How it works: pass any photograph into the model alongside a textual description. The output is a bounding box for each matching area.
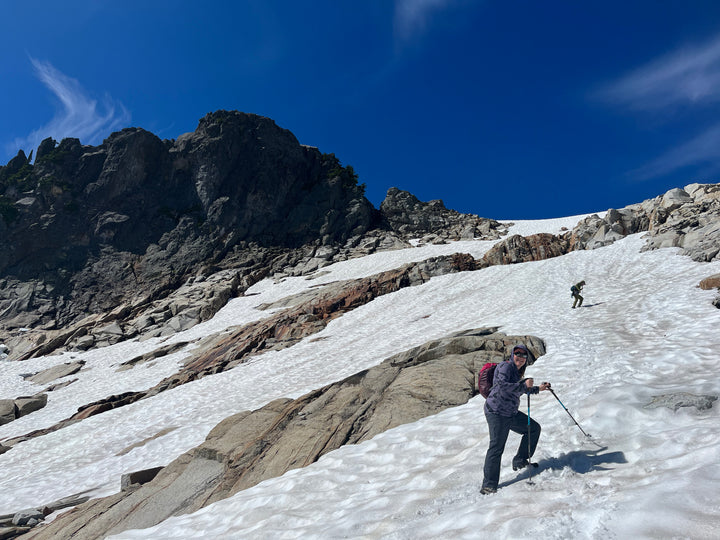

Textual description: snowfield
[2,212,719,539]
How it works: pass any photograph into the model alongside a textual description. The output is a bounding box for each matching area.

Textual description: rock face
[1,112,375,278]
[22,328,545,540]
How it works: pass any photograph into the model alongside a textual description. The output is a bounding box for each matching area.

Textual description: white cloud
[599,34,720,111]
[597,33,720,180]
[393,0,456,44]
[631,123,720,181]
[11,58,130,157]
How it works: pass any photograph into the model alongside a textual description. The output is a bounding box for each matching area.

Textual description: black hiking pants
[482,409,541,490]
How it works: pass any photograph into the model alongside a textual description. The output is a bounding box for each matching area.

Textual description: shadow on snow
[499,446,626,487]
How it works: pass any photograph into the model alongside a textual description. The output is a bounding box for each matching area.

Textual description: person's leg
[483,411,511,490]
[509,411,541,467]
[578,294,583,307]
[572,294,578,308]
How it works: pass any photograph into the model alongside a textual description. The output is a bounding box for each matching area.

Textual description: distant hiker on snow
[481,344,551,495]
[571,280,585,308]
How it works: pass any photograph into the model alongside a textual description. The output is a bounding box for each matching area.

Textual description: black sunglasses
[514,351,528,358]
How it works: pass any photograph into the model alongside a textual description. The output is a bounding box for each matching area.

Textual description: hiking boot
[512,458,529,471]
[480,486,497,495]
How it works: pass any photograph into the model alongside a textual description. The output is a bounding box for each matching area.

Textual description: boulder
[685,182,720,201]
[74,335,95,351]
[645,392,718,412]
[0,400,17,426]
[699,274,720,290]
[26,361,84,385]
[12,510,44,527]
[480,233,569,266]
[659,188,692,211]
[15,394,48,417]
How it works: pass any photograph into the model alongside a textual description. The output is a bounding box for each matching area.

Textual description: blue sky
[3,1,720,219]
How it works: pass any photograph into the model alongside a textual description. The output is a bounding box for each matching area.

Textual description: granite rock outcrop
[380,187,506,244]
[567,183,720,262]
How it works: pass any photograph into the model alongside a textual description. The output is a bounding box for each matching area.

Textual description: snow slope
[2,212,719,539]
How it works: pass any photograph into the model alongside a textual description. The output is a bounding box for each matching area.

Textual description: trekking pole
[548,387,591,438]
[527,393,534,485]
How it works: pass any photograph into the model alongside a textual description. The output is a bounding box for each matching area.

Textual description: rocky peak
[380,187,506,243]
[3,149,31,175]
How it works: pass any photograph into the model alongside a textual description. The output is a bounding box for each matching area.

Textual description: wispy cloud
[598,33,720,181]
[598,34,720,111]
[10,58,130,157]
[393,0,457,45]
[631,123,720,181]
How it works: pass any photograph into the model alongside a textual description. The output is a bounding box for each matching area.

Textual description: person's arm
[524,377,539,395]
[524,378,551,395]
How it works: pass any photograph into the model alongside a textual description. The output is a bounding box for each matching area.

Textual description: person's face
[513,349,528,369]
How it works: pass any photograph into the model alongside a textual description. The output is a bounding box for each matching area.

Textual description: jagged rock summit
[1,111,374,283]
[2,111,375,262]
[380,187,500,243]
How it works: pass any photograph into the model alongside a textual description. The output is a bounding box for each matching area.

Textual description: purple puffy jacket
[485,354,539,417]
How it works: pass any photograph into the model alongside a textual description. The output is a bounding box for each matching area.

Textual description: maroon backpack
[477,362,498,398]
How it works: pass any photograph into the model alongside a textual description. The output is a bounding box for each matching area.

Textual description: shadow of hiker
[499,447,626,487]
[580,302,605,308]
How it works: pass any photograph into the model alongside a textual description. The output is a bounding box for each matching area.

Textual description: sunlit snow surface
[2,212,720,539]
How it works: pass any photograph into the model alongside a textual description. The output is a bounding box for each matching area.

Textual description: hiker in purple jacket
[481,344,550,494]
